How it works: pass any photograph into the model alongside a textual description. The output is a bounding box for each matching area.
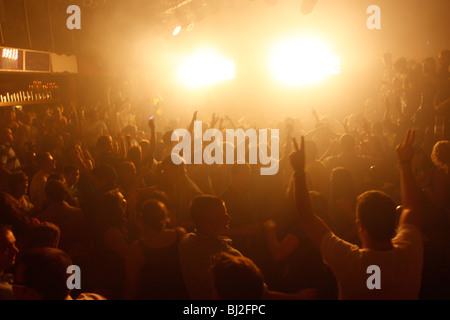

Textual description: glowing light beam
[269,36,340,86]
[177,50,235,88]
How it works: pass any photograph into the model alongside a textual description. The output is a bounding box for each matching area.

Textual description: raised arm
[396,129,422,230]
[188,110,198,134]
[147,117,156,168]
[290,137,332,248]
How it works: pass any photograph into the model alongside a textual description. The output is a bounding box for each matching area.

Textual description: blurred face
[41,153,56,173]
[117,192,127,216]
[105,137,114,152]
[210,202,231,236]
[17,177,28,196]
[64,169,79,187]
[0,230,19,271]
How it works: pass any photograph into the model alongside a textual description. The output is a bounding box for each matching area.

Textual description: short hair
[28,222,60,249]
[190,195,225,228]
[18,247,72,300]
[140,199,168,232]
[127,146,142,164]
[136,188,170,212]
[45,179,66,203]
[98,190,126,228]
[211,252,264,300]
[356,191,397,242]
[96,135,112,150]
[36,152,52,167]
[92,164,118,188]
[431,140,450,168]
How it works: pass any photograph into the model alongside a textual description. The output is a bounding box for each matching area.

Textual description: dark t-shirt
[282,224,337,299]
[135,230,188,300]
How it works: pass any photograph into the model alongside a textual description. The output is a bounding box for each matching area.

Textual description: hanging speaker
[301,0,318,15]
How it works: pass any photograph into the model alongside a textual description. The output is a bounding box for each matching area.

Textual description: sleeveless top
[136,229,189,300]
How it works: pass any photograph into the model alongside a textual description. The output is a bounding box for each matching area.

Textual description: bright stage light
[173,26,182,36]
[177,50,235,87]
[269,36,340,86]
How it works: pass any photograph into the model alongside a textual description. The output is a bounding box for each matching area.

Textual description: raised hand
[148,117,155,130]
[396,129,415,162]
[289,136,305,173]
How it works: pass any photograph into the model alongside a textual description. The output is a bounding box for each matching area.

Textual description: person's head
[45,179,66,203]
[210,252,264,300]
[230,163,251,191]
[122,124,137,138]
[127,146,142,167]
[422,57,436,75]
[139,140,150,159]
[162,130,174,146]
[62,164,78,186]
[13,247,72,300]
[330,167,355,201]
[36,152,56,174]
[0,127,14,145]
[8,171,29,198]
[28,222,60,249]
[118,161,137,186]
[394,57,408,73]
[99,190,127,228]
[439,49,450,68]
[92,164,118,192]
[140,199,169,232]
[190,195,230,236]
[431,140,450,170]
[96,135,114,153]
[161,155,186,181]
[339,134,356,154]
[0,225,19,272]
[356,191,397,243]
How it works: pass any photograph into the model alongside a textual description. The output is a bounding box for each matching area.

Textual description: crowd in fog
[0,49,449,300]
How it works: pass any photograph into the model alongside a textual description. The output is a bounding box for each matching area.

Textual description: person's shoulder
[394,223,422,243]
[71,293,107,300]
[320,231,360,254]
[174,226,187,238]
[179,232,195,245]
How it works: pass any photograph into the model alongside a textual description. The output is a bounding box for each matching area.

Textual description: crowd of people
[0,49,449,300]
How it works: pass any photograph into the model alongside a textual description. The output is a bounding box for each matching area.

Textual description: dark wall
[0,0,74,54]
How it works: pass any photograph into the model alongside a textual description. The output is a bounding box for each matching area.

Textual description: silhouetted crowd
[0,49,449,300]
